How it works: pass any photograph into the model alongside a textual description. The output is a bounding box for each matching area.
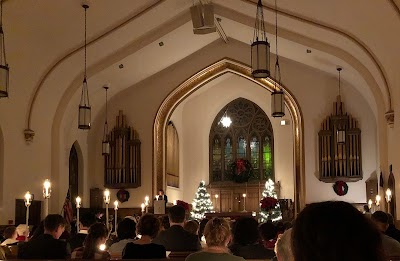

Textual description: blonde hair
[275,228,294,261]
[204,218,231,247]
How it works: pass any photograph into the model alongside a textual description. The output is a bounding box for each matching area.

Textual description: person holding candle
[71,223,110,259]
[70,212,96,251]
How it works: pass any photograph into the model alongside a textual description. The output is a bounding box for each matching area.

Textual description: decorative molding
[153,58,305,214]
[23,129,35,144]
[385,110,394,128]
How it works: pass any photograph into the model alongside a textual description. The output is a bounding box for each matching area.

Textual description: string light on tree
[260,179,282,222]
[191,181,214,220]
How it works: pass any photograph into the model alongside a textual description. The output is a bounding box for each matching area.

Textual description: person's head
[80,212,96,229]
[3,226,17,240]
[168,205,186,225]
[159,215,170,231]
[158,189,164,196]
[259,222,277,241]
[232,217,260,245]
[184,220,199,235]
[44,214,67,239]
[363,204,370,213]
[292,201,384,261]
[275,228,294,261]
[82,223,108,259]
[204,218,231,247]
[16,224,29,238]
[117,218,136,240]
[372,211,389,233]
[199,218,210,240]
[137,214,160,238]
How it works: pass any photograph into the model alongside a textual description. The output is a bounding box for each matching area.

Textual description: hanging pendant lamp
[251,0,270,78]
[102,85,110,155]
[0,0,9,98]
[78,4,91,129]
[271,0,284,117]
[336,67,346,145]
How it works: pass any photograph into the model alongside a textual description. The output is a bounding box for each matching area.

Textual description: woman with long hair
[71,223,110,260]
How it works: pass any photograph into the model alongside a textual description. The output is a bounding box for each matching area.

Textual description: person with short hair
[156,189,168,203]
[153,205,201,251]
[71,223,110,259]
[109,218,137,256]
[184,220,199,235]
[123,214,166,259]
[274,228,294,261]
[372,211,400,257]
[229,217,275,259]
[1,226,18,246]
[259,221,278,250]
[18,214,70,259]
[69,212,96,251]
[186,218,245,261]
[386,213,400,242]
[292,201,385,261]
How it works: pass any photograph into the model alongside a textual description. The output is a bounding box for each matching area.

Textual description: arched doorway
[153,58,305,213]
[69,143,79,202]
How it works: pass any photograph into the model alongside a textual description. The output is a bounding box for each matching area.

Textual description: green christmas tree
[191,181,214,220]
[260,179,282,222]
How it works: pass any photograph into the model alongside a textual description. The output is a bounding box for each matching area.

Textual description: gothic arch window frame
[209,98,274,183]
[166,121,180,188]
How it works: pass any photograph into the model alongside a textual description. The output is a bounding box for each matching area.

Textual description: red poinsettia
[260,197,278,211]
[176,200,190,211]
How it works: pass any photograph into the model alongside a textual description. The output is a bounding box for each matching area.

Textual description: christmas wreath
[117,189,130,203]
[333,180,348,196]
[260,197,278,211]
[229,158,253,183]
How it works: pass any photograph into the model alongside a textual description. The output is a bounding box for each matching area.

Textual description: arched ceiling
[2,0,399,134]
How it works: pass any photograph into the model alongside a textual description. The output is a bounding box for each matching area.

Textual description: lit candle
[24,192,32,226]
[145,196,149,205]
[141,203,145,213]
[99,244,106,251]
[104,189,110,231]
[76,196,81,233]
[376,195,381,206]
[386,189,392,202]
[215,194,219,199]
[368,199,372,210]
[43,179,51,199]
[155,195,159,201]
[114,200,119,233]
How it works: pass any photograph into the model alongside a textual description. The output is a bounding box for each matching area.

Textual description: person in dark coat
[386,213,400,242]
[69,212,96,251]
[152,205,201,251]
[18,214,70,259]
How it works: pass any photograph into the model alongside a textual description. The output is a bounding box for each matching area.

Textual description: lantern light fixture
[78,4,91,129]
[251,0,270,78]
[0,0,9,98]
[102,85,110,155]
[271,0,285,118]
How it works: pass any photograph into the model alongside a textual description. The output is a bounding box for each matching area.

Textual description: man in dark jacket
[18,214,70,259]
[153,205,201,251]
[386,213,400,242]
[69,212,96,251]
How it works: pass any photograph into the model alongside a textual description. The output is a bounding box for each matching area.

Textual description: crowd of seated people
[3,201,400,260]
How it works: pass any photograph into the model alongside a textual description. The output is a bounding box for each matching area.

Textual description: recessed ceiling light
[306,49,312,53]
[280,119,290,126]
[159,42,164,47]
[119,64,124,69]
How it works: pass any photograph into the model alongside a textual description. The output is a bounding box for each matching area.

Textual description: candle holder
[145,196,149,213]
[24,192,32,227]
[214,194,219,212]
[375,194,381,210]
[114,200,119,233]
[104,189,110,230]
[43,179,51,217]
[76,196,81,233]
[242,193,247,212]
[386,189,392,214]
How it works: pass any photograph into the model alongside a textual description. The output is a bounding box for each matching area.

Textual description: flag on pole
[63,189,73,224]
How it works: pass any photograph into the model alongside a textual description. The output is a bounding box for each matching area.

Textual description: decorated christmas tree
[191,181,214,220]
[260,179,282,222]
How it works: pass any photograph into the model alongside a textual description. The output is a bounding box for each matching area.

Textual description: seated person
[273,228,294,261]
[18,214,70,259]
[109,218,136,256]
[386,213,400,242]
[70,212,96,251]
[159,215,170,232]
[292,201,385,261]
[259,221,278,250]
[229,217,275,259]
[1,226,18,246]
[372,211,400,257]
[16,224,29,242]
[71,222,110,259]
[123,214,166,259]
[186,218,245,261]
[184,220,199,235]
[153,205,201,251]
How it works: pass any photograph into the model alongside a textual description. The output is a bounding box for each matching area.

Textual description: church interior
[0,0,400,258]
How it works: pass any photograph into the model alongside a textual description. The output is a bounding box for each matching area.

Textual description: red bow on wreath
[236,159,246,174]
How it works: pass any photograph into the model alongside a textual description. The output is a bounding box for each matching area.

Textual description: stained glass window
[212,137,222,181]
[263,135,272,179]
[209,98,274,182]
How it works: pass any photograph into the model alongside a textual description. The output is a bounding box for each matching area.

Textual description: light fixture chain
[274,0,281,90]
[339,69,341,96]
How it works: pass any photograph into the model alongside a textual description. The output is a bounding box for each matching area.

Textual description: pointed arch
[153,58,305,213]
[69,141,84,201]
